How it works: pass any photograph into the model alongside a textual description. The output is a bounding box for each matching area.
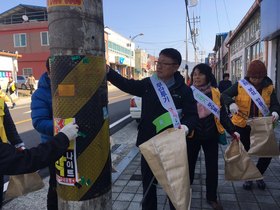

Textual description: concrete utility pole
[48,0,111,209]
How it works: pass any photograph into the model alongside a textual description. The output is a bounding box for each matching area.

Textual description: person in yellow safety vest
[221,60,280,191]
[5,77,16,109]
[0,96,79,208]
[189,63,240,210]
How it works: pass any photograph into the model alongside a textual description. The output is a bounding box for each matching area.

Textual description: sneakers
[256,179,266,190]
[243,181,253,190]
[207,200,223,210]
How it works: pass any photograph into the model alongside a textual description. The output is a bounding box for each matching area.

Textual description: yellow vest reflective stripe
[232,83,273,127]
[0,98,8,143]
[211,88,225,134]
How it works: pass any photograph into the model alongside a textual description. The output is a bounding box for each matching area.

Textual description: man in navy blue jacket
[107,48,199,210]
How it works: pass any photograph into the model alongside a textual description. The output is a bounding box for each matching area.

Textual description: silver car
[16,75,28,89]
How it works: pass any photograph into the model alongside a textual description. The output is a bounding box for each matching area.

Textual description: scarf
[194,83,212,119]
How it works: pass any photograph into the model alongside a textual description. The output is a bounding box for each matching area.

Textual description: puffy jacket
[31,72,53,143]
[107,69,199,146]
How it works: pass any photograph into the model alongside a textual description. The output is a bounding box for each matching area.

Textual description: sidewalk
[3,120,280,210]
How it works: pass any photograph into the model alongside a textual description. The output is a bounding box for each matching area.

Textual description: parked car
[16,75,28,90]
[129,96,141,123]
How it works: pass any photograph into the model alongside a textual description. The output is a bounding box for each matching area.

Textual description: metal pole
[185,0,189,83]
[129,33,143,79]
[48,0,111,209]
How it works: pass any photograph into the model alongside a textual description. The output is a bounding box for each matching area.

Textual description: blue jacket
[31,72,53,143]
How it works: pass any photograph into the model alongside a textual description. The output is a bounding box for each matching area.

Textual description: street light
[128,33,144,78]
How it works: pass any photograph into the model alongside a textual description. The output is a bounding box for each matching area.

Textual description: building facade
[261,0,280,100]
[226,0,265,83]
[0,5,49,79]
[105,27,137,78]
[0,51,21,89]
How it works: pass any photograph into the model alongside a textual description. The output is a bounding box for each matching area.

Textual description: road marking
[14,119,31,125]
[109,114,131,129]
[109,93,130,100]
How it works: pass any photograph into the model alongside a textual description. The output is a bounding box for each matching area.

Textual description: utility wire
[223,0,231,29]
[214,0,221,33]
[186,5,196,51]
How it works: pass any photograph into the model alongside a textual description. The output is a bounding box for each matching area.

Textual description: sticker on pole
[54,118,79,186]
[48,0,83,7]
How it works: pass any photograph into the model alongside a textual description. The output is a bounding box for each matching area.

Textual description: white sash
[239,79,270,116]
[191,86,220,119]
[150,75,181,128]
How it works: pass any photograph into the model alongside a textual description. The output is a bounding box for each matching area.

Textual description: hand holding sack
[272,112,279,122]
[229,103,239,115]
[180,124,189,135]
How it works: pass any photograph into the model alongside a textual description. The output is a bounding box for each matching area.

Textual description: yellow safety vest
[211,88,225,134]
[0,98,8,143]
[232,83,273,127]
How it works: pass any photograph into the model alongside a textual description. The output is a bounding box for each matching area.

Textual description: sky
[1,0,255,62]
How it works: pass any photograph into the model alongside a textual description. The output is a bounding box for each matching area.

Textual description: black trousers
[47,163,58,210]
[236,125,272,175]
[0,175,3,209]
[187,135,219,202]
[141,155,175,210]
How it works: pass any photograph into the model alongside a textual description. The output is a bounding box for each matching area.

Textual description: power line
[137,40,185,44]
[223,0,231,29]
[214,0,221,33]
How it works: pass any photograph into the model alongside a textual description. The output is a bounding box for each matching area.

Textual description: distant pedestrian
[5,77,16,108]
[218,73,232,93]
[27,74,36,95]
[221,60,280,190]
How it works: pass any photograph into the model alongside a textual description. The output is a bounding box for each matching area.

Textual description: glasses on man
[155,61,177,67]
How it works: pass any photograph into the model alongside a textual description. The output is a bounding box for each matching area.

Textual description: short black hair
[159,48,182,65]
[223,73,229,79]
[191,63,217,87]
[46,57,50,72]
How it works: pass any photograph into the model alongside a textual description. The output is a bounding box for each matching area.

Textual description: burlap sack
[247,116,280,157]
[224,140,263,181]
[5,172,44,200]
[139,128,191,210]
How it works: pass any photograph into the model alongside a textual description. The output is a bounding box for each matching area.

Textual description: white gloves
[229,103,239,115]
[181,125,189,135]
[233,131,240,140]
[272,112,279,122]
[60,122,79,141]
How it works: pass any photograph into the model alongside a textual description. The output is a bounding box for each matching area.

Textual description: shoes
[207,200,223,210]
[256,180,266,190]
[243,181,253,190]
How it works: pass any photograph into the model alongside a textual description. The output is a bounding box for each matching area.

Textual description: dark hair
[223,73,229,79]
[191,63,217,87]
[159,48,182,65]
[46,57,50,72]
